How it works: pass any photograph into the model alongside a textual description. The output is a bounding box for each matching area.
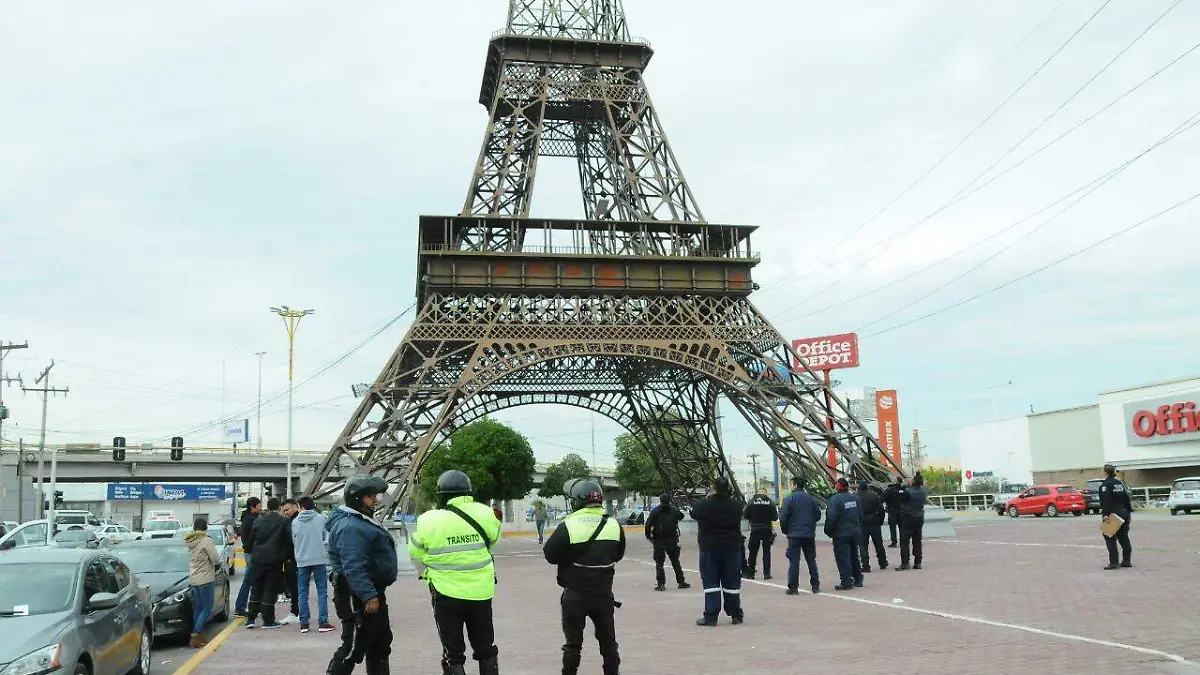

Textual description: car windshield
[145,521,179,532]
[112,546,190,574]
[1175,480,1200,491]
[0,563,77,616]
[55,531,90,542]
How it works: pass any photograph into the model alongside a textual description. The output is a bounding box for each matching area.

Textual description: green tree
[918,466,962,495]
[541,453,591,500]
[965,476,1001,494]
[418,418,537,506]
[613,433,664,506]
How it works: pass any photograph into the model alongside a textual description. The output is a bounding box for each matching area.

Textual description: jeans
[297,564,329,626]
[785,537,819,591]
[560,589,618,675]
[536,520,546,542]
[859,524,888,568]
[832,536,863,587]
[191,582,215,634]
[698,549,742,621]
[235,553,253,614]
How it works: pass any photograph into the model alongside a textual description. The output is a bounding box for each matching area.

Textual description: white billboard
[222,419,250,444]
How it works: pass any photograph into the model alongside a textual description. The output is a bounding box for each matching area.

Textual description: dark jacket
[857,488,885,528]
[899,485,927,519]
[883,483,903,515]
[743,494,778,530]
[691,494,745,552]
[249,511,291,565]
[644,504,684,541]
[1099,476,1132,517]
[779,488,821,539]
[544,506,626,597]
[824,491,861,539]
[325,505,398,602]
[238,509,260,555]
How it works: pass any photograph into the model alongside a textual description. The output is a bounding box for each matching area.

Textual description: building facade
[1098,376,1200,486]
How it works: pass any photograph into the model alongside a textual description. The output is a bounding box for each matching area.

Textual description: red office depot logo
[792,333,860,371]
[1123,394,1200,446]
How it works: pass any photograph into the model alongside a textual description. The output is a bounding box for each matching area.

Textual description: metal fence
[929,485,1174,511]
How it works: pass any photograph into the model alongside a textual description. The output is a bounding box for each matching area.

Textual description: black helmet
[344,474,388,514]
[565,478,604,511]
[436,470,473,507]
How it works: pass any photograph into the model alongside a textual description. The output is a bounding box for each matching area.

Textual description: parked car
[111,539,231,640]
[0,520,50,551]
[1079,478,1105,515]
[53,529,102,550]
[992,486,1028,515]
[1168,477,1200,516]
[1005,485,1087,518]
[145,510,176,521]
[139,518,183,540]
[96,523,141,547]
[614,508,646,525]
[174,524,237,576]
[0,547,152,675]
[54,510,103,533]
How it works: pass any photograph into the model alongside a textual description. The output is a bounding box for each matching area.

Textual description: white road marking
[626,557,1197,665]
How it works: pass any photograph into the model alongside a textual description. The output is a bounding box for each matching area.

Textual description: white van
[1168,477,1200,516]
[54,510,102,533]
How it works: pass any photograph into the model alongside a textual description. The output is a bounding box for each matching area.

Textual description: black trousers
[887,512,899,544]
[900,515,924,566]
[785,537,819,591]
[652,539,686,586]
[327,575,392,675]
[246,562,283,624]
[746,528,774,577]
[430,588,497,670]
[859,524,888,568]
[1104,511,1132,564]
[285,560,299,615]
[561,589,620,675]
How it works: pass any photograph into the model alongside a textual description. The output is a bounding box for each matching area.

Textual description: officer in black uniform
[544,479,626,675]
[883,476,902,547]
[1099,463,1133,570]
[644,493,690,591]
[742,488,778,580]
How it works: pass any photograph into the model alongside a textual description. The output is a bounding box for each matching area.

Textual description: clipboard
[1100,513,1124,537]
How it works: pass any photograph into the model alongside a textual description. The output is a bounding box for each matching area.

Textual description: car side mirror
[87,592,120,612]
[0,539,14,550]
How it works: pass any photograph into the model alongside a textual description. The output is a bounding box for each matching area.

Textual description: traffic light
[264,485,273,498]
[53,490,64,507]
[112,436,126,462]
[170,436,184,461]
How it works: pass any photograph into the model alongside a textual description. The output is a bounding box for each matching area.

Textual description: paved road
[184,514,1200,674]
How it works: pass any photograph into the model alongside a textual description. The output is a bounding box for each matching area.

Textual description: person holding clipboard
[1099,463,1134,570]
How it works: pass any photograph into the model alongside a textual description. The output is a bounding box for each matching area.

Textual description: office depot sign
[1123,392,1200,446]
[792,333,860,371]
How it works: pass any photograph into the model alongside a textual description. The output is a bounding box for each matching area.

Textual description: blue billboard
[107,483,227,501]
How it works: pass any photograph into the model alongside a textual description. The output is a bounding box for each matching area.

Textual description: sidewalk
[188,521,1200,675]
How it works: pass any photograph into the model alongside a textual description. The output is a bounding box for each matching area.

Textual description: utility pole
[220,358,226,450]
[909,428,924,474]
[255,351,266,453]
[270,305,314,497]
[23,361,68,520]
[0,341,29,455]
[747,453,761,491]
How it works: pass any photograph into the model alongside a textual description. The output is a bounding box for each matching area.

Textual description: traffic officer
[409,470,502,675]
[544,478,625,675]
[326,475,399,675]
[644,492,690,591]
[742,488,778,580]
[823,477,863,591]
[1099,463,1133,570]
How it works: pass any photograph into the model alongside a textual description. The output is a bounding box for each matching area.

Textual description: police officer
[644,492,690,591]
[326,475,399,675]
[409,470,502,675]
[895,472,927,571]
[824,477,862,591]
[1099,463,1133,570]
[544,479,625,675]
[691,476,745,626]
[883,476,902,547]
[742,488,778,580]
[856,480,888,572]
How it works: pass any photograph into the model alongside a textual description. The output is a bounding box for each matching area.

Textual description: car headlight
[154,587,189,609]
[0,643,62,675]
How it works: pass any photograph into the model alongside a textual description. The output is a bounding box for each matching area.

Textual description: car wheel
[215,581,231,622]
[131,623,151,675]
[1008,506,1019,518]
[1046,504,1058,518]
[1072,510,1082,517]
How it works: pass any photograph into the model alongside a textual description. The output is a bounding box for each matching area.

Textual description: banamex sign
[1123,392,1200,446]
[792,333,860,371]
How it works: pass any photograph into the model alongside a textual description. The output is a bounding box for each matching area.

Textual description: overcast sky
[2,0,1198,480]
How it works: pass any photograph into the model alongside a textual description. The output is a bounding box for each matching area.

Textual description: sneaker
[654,584,665,592]
[244,622,257,630]
[834,584,853,591]
[811,585,820,595]
[1120,561,1132,568]
[234,611,247,618]
[262,622,283,629]
[785,588,799,596]
[731,615,744,625]
[278,614,299,625]
[318,623,336,633]
[300,624,310,633]
[695,618,717,627]
[677,582,691,589]
[1103,563,1121,570]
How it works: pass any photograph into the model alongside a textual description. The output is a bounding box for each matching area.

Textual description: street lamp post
[255,351,266,453]
[270,306,314,497]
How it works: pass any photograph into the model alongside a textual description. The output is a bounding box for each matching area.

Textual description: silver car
[0,547,152,675]
[1168,477,1200,516]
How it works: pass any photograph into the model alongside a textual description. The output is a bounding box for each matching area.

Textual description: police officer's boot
[1120,555,1132,568]
[365,659,389,675]
[742,567,755,580]
[479,656,499,675]
[444,664,467,675]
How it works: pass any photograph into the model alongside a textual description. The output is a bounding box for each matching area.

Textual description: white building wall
[958,417,1033,486]
[1099,376,1200,468]
[1029,405,1104,472]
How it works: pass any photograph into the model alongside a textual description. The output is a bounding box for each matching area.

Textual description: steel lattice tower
[305,0,901,514]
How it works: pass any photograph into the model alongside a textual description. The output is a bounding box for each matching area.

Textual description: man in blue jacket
[326,475,399,675]
[824,477,863,591]
[778,475,822,595]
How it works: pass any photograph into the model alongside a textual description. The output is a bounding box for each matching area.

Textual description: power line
[775,36,1200,322]
[855,108,1200,332]
[864,188,1200,338]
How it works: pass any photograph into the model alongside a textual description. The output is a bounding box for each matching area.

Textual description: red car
[1005,484,1086,518]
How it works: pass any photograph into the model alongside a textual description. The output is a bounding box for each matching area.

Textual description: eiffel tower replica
[306,0,901,513]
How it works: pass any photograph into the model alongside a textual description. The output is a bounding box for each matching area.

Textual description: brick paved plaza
[188,513,1200,674]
